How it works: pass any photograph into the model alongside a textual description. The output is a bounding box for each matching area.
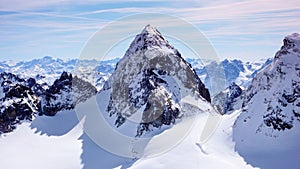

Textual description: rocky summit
[101,25,211,136]
[40,72,97,116]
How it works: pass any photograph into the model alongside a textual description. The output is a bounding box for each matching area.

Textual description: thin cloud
[0,0,299,61]
[0,0,66,11]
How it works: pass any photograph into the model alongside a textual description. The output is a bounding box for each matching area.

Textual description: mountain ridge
[233,33,300,169]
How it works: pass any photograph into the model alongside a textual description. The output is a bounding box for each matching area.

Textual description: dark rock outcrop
[0,71,97,134]
[0,73,39,133]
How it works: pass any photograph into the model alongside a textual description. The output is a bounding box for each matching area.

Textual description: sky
[0,0,299,61]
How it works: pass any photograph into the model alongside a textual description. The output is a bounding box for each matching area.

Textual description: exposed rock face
[40,72,97,116]
[0,73,39,133]
[212,82,243,114]
[102,25,211,136]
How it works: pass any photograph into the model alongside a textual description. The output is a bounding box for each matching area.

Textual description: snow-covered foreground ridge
[0,109,255,169]
[233,33,300,169]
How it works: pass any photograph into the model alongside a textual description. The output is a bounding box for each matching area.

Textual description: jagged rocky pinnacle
[212,82,243,114]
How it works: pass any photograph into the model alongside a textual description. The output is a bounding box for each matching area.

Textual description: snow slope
[131,110,255,169]
[0,107,255,169]
[0,110,84,169]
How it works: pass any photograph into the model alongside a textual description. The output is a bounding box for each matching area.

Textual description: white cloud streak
[0,0,299,60]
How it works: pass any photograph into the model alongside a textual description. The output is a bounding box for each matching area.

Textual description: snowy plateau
[0,25,299,169]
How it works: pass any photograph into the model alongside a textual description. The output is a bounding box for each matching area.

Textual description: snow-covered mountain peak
[236,33,300,133]
[100,25,211,137]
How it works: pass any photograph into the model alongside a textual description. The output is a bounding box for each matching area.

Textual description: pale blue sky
[0,0,299,61]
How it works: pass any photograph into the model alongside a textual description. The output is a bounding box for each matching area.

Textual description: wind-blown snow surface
[0,108,255,169]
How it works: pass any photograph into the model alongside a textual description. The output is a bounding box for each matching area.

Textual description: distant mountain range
[0,56,271,94]
[0,56,118,90]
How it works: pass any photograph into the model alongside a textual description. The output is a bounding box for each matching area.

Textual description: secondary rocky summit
[0,71,96,133]
[233,33,300,150]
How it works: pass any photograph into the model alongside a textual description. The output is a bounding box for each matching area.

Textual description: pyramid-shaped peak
[99,23,211,137]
